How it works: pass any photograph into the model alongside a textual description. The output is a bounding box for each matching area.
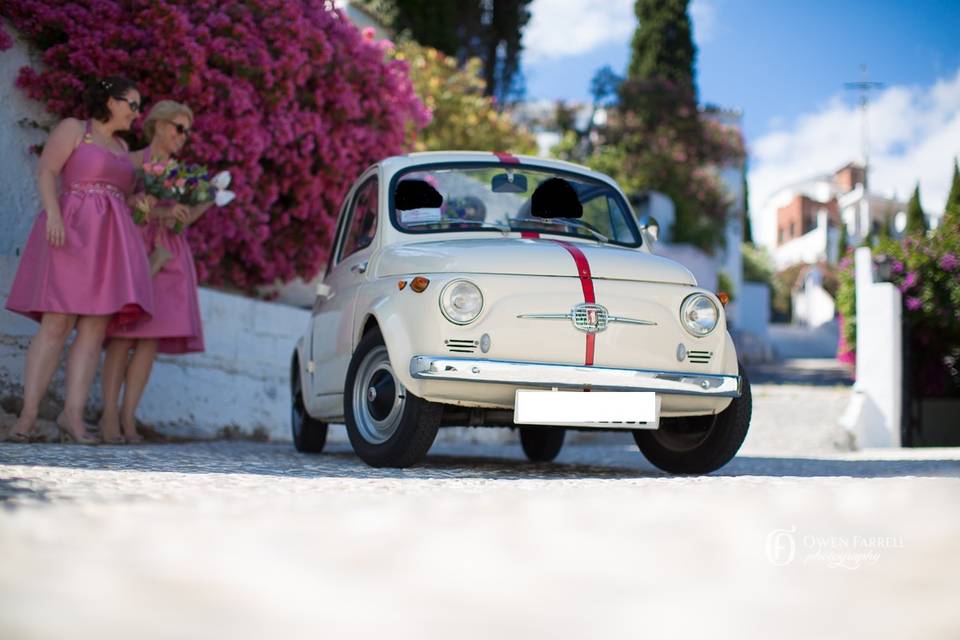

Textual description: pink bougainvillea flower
[2,0,428,290]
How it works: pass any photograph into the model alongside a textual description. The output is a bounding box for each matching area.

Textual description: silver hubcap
[352,345,405,444]
[652,415,716,452]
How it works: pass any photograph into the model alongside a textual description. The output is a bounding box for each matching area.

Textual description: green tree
[358,0,533,104]
[943,157,960,229]
[394,40,536,154]
[905,183,928,236]
[569,0,744,251]
[837,221,849,259]
[742,163,754,244]
[628,0,697,98]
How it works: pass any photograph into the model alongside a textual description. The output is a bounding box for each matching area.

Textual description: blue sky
[521,1,960,239]
[522,0,960,142]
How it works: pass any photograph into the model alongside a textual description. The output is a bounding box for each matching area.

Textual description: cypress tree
[943,157,960,229]
[628,0,697,97]
[905,183,928,236]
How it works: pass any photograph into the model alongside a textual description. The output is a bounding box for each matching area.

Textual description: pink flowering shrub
[837,222,960,397]
[0,22,12,51]
[2,0,430,289]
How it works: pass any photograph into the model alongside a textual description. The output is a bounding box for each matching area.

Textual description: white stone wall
[0,23,48,257]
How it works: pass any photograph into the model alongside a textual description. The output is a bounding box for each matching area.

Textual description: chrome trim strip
[410,356,740,398]
[516,313,657,326]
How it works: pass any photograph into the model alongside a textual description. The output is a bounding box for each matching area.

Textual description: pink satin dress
[5,121,154,328]
[105,148,204,354]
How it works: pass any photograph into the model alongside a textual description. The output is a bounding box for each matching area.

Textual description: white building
[759,162,910,270]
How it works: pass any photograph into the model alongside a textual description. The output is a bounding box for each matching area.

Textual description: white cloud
[750,69,960,246]
[525,0,716,62]
[524,0,634,63]
[690,0,717,45]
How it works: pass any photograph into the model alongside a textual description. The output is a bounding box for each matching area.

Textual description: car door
[310,171,380,403]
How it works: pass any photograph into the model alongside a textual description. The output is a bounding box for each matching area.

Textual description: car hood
[374,238,697,286]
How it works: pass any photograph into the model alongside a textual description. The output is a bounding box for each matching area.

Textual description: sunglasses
[112,96,141,113]
[169,122,191,136]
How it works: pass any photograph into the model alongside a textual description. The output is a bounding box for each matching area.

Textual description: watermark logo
[765,526,797,566]
[766,526,904,569]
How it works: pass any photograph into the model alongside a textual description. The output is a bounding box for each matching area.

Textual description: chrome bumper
[409,356,741,398]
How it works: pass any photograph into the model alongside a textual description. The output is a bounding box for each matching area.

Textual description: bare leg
[100,338,134,443]
[10,313,76,437]
[57,314,111,440]
[120,338,158,442]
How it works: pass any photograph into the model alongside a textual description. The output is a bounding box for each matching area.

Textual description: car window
[390,165,640,247]
[340,177,378,262]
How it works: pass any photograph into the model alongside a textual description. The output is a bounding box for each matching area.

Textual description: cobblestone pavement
[2,381,960,640]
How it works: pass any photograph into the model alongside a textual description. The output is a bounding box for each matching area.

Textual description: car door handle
[351,261,368,274]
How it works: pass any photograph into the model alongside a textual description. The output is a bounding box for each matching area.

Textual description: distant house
[762,162,911,270]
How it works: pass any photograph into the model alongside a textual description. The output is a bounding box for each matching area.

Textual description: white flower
[215,189,236,207]
[211,170,232,190]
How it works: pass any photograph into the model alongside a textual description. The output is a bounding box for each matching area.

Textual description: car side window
[339,177,378,263]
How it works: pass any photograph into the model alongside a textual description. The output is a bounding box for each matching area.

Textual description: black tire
[344,328,441,468]
[519,427,566,462]
[633,364,752,474]
[291,359,328,454]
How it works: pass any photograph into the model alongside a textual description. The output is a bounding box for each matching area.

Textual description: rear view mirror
[395,179,443,210]
[492,173,528,193]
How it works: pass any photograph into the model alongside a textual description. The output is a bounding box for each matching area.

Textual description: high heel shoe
[3,430,32,444]
[56,417,99,446]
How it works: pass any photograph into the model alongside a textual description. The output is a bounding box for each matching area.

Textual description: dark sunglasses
[169,122,191,136]
[112,96,141,113]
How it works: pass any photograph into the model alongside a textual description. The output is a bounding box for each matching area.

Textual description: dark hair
[83,75,138,122]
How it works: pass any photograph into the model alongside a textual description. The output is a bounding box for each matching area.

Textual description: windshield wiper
[507,217,609,243]
[405,218,511,236]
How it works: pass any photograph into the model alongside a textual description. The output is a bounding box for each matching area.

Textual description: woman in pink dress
[4,76,154,444]
[100,101,208,444]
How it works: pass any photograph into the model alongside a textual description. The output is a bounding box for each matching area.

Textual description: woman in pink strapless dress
[4,77,154,444]
[101,100,208,443]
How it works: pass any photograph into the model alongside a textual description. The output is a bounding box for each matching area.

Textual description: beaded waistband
[65,181,126,197]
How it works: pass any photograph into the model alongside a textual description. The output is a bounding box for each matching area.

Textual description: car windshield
[390,164,642,247]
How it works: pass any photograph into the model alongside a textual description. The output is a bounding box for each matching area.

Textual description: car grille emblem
[572,303,608,333]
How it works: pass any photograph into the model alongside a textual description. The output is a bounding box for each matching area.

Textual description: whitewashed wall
[839,247,902,448]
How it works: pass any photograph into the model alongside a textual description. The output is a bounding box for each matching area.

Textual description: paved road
[2,376,959,640]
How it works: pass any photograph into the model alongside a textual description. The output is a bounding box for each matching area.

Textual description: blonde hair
[143,100,194,142]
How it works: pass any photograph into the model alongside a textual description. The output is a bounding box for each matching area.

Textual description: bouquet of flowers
[135,159,236,227]
[135,159,236,273]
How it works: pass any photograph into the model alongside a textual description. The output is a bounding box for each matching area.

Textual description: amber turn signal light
[398,280,407,290]
[410,276,430,293]
[717,292,730,306]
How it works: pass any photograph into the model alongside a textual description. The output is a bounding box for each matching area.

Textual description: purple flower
[891,259,904,274]
[900,271,918,291]
[906,297,922,311]
[939,253,958,271]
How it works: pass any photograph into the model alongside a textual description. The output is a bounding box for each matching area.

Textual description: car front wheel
[633,364,752,474]
[344,328,441,468]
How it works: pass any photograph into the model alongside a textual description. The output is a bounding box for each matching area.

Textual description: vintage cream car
[291,151,751,473]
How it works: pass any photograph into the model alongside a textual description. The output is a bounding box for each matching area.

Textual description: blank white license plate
[514,390,659,428]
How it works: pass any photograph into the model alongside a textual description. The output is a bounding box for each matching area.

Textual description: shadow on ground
[1,441,958,481]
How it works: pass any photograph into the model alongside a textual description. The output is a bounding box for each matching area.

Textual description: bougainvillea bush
[1,0,430,289]
[837,223,960,397]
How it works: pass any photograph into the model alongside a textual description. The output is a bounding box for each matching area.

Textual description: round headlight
[440,279,483,324]
[680,294,719,337]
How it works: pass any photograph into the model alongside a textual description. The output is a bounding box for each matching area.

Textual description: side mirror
[639,214,660,242]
